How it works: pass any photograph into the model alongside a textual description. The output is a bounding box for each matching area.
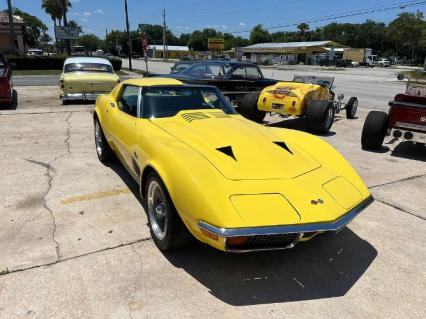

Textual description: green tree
[138,24,178,46]
[297,23,310,41]
[5,8,48,48]
[68,20,82,33]
[249,24,271,44]
[77,34,101,54]
[387,12,425,60]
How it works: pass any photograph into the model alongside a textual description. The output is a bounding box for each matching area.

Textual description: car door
[112,85,140,168]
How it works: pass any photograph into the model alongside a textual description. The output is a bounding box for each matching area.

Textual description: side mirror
[338,93,345,101]
[397,73,405,81]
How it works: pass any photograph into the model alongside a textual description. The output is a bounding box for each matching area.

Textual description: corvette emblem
[421,116,426,122]
[311,198,324,205]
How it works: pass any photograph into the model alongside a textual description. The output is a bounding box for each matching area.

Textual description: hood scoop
[216,146,237,161]
[274,141,293,155]
[181,112,210,122]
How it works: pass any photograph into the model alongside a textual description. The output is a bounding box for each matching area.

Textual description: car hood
[264,81,323,97]
[150,110,321,180]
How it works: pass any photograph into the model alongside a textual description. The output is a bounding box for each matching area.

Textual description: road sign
[55,26,80,40]
[208,38,224,50]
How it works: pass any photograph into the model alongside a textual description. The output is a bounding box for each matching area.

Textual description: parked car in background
[378,58,391,67]
[240,75,358,133]
[362,73,426,149]
[164,60,278,109]
[59,57,120,104]
[0,51,15,106]
[26,48,45,56]
[170,60,198,74]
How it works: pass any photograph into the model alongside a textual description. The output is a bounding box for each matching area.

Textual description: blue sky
[3,0,425,39]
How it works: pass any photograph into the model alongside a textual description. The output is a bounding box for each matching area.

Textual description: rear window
[64,63,113,73]
[142,86,237,118]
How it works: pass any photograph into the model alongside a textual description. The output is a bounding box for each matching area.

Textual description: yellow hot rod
[239,75,358,133]
[93,78,372,253]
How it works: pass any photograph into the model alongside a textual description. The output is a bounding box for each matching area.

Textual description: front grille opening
[226,233,300,251]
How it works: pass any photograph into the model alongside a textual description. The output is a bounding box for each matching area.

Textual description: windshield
[406,78,426,97]
[293,75,334,88]
[64,63,113,73]
[142,86,237,118]
[171,63,192,73]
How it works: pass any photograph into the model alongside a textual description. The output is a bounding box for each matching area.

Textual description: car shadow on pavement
[267,117,337,137]
[161,228,377,306]
[0,90,18,111]
[391,142,426,162]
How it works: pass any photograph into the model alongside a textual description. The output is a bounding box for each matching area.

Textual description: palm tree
[297,23,310,41]
[68,20,82,33]
[42,0,72,52]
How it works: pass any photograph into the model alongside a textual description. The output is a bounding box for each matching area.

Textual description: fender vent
[181,112,210,122]
[216,146,237,161]
[132,158,141,177]
[274,141,293,154]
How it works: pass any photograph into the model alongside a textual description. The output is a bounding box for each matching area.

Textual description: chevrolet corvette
[93,78,373,252]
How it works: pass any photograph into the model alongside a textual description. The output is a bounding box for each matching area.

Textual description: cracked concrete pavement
[0,84,425,318]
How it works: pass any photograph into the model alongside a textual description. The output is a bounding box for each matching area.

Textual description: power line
[228,0,426,34]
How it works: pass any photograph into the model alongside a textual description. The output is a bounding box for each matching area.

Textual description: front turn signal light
[200,228,219,241]
[226,236,248,246]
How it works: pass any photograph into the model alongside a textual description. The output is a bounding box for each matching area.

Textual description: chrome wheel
[324,106,334,128]
[95,121,103,156]
[147,181,168,240]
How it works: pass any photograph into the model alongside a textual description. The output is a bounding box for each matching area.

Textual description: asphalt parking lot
[0,79,425,318]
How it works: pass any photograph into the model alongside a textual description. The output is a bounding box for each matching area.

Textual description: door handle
[110,102,116,108]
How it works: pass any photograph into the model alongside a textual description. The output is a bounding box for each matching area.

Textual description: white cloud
[81,18,89,22]
[83,11,91,17]
[94,9,104,14]
[221,24,228,29]
[240,22,245,26]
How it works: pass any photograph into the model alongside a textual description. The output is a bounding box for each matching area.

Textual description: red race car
[362,73,426,149]
[0,51,15,106]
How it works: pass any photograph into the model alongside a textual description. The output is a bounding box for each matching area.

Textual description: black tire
[238,93,266,123]
[306,100,335,134]
[62,99,69,105]
[145,172,193,250]
[11,90,17,107]
[345,97,358,119]
[361,111,388,150]
[94,118,114,162]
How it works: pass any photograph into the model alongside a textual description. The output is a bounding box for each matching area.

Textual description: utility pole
[7,0,17,55]
[125,0,132,70]
[162,8,167,61]
[61,0,71,55]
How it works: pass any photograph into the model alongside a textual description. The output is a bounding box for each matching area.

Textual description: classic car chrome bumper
[198,195,373,252]
[391,122,426,144]
[60,93,107,101]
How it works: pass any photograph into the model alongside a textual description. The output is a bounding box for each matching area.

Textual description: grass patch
[13,69,62,76]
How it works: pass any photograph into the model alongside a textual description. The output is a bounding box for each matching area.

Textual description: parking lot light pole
[124,0,132,71]
[61,0,71,56]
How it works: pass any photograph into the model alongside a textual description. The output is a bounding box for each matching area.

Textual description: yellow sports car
[239,75,358,133]
[60,57,120,104]
[93,78,372,252]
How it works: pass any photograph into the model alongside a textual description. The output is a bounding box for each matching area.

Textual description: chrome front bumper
[60,93,107,101]
[198,195,374,252]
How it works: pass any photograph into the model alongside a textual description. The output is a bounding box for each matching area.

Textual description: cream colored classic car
[60,57,120,104]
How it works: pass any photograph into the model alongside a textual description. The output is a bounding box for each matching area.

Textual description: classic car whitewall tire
[94,119,114,162]
[145,172,193,250]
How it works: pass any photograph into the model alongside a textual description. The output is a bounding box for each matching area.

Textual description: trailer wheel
[361,111,388,150]
[239,93,266,123]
